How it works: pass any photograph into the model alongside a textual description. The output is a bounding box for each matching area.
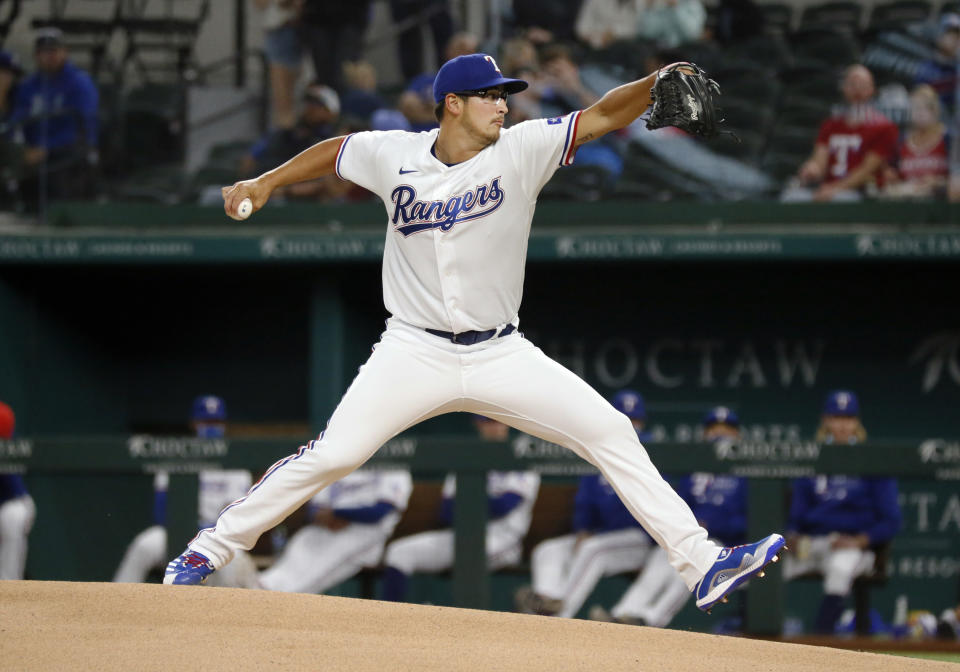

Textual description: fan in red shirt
[885,85,950,199]
[788,66,899,202]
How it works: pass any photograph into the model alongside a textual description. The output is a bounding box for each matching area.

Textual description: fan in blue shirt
[7,29,99,200]
[783,390,901,634]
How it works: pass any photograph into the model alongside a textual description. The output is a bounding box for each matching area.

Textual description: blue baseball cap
[823,390,859,417]
[703,406,740,428]
[612,389,646,421]
[433,53,528,103]
[192,395,227,422]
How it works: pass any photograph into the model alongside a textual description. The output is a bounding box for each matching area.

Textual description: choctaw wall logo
[910,331,960,393]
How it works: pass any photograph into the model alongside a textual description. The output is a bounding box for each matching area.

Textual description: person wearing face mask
[113,396,259,588]
[783,65,899,203]
[884,85,950,200]
[782,391,901,635]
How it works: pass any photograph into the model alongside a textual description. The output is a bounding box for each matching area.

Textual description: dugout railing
[1,435,957,635]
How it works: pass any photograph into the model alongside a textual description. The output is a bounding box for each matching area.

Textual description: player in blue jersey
[0,402,36,580]
[591,406,747,626]
[783,391,901,634]
[515,390,654,618]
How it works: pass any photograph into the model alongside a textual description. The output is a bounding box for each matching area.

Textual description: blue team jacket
[572,474,643,534]
[10,61,98,150]
[788,476,901,545]
[674,473,747,547]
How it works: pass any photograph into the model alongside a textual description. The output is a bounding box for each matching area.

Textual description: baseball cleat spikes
[721,596,729,604]
[758,570,765,578]
[694,533,786,612]
[771,554,780,563]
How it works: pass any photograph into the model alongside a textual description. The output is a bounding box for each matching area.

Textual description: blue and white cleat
[695,533,786,613]
[163,549,216,585]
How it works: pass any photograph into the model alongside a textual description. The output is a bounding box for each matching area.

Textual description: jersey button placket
[434,229,464,332]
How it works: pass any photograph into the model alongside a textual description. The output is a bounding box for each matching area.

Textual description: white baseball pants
[783,535,875,596]
[190,319,720,588]
[532,529,652,618]
[260,514,400,594]
[0,494,35,580]
[384,518,524,575]
[611,546,691,627]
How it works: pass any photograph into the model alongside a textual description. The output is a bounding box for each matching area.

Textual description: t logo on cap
[433,53,529,103]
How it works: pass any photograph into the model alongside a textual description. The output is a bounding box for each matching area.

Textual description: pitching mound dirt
[0,581,953,671]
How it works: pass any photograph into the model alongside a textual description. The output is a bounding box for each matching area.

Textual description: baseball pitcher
[165,53,784,613]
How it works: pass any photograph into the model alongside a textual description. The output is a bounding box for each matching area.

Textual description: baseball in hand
[236,197,253,220]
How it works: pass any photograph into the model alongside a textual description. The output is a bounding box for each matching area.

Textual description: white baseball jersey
[153,470,254,529]
[310,469,413,515]
[335,111,582,333]
[198,471,253,529]
[442,471,541,537]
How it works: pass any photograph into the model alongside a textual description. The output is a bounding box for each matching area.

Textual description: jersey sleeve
[503,111,584,197]
[334,130,400,194]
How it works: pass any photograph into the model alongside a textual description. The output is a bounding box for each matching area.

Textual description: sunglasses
[454,89,509,104]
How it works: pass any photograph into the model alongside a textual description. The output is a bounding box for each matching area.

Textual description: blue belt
[425,323,516,345]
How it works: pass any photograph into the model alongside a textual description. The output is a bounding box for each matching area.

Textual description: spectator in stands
[783,65,899,202]
[538,44,624,182]
[914,14,960,114]
[8,28,99,202]
[380,417,540,603]
[255,0,301,130]
[510,0,583,45]
[576,0,645,50]
[0,401,36,580]
[783,391,901,635]
[241,83,340,178]
[399,32,479,132]
[540,44,600,113]
[0,50,22,121]
[884,85,950,200]
[340,61,385,124]
[636,0,707,49]
[391,0,454,82]
[589,406,746,628]
[498,37,543,124]
[297,1,371,92]
[515,390,653,619]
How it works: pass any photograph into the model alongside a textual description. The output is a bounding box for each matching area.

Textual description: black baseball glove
[646,62,723,138]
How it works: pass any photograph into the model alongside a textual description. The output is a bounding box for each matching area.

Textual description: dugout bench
[1,436,955,635]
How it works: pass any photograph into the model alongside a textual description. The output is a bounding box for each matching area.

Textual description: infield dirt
[0,581,955,671]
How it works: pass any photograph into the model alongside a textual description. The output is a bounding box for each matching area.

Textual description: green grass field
[882,652,960,664]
